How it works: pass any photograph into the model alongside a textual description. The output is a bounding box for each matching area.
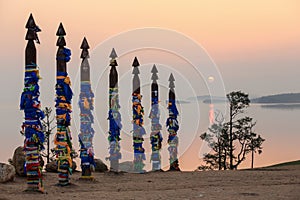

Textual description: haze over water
[0,1,299,170]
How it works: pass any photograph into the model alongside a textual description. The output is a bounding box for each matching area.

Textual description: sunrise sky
[0,0,299,170]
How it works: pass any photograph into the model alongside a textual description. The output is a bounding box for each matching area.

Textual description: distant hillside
[264,160,300,168]
[244,160,300,171]
[252,93,300,104]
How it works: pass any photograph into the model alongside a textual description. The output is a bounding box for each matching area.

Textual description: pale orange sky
[0,0,299,170]
[1,0,300,96]
[1,0,300,60]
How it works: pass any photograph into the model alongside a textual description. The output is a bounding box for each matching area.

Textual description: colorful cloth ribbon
[55,54,73,185]
[149,98,163,171]
[132,93,145,172]
[166,99,180,170]
[78,82,95,177]
[20,68,44,191]
[107,88,122,165]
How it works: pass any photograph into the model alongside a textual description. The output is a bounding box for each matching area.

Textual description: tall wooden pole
[149,65,163,171]
[107,48,122,172]
[20,13,45,192]
[132,57,146,172]
[78,37,95,179]
[54,23,73,186]
[166,73,180,171]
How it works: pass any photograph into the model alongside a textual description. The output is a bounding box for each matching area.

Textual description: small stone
[45,160,58,172]
[94,159,108,172]
[119,161,134,172]
[0,163,15,183]
[12,146,26,176]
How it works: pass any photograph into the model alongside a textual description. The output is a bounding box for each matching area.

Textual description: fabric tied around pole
[55,70,73,185]
[56,48,71,62]
[166,99,180,171]
[149,96,163,171]
[132,93,146,172]
[20,67,45,192]
[78,81,95,177]
[107,87,122,171]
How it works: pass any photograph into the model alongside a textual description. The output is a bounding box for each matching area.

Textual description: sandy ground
[1,165,299,200]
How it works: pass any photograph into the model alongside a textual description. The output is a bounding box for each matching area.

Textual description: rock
[12,146,25,176]
[45,160,77,173]
[0,163,15,183]
[94,159,108,172]
[12,146,45,176]
[45,160,57,172]
[119,161,134,172]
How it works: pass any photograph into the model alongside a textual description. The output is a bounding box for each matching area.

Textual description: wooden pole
[54,23,73,186]
[78,37,95,179]
[167,73,180,171]
[107,48,122,172]
[132,57,146,173]
[149,65,163,171]
[21,13,45,192]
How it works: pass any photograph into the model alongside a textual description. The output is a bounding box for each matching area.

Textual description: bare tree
[41,107,56,163]
[227,91,250,170]
[200,110,229,170]
[249,133,265,169]
[200,91,265,170]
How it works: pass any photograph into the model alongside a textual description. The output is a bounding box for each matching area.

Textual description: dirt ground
[1,165,299,200]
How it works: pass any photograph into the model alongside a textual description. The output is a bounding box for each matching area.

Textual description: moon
[208,76,215,83]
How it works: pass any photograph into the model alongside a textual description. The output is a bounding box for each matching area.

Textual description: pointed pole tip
[59,22,64,29]
[109,48,118,59]
[132,57,140,67]
[151,64,158,73]
[80,37,90,49]
[56,23,66,36]
[169,73,175,81]
[25,13,36,28]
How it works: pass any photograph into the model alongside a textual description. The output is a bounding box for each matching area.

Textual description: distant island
[188,93,300,104]
[251,93,300,104]
[260,104,300,110]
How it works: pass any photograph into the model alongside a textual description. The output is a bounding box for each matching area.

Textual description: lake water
[181,101,300,170]
[1,101,299,171]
